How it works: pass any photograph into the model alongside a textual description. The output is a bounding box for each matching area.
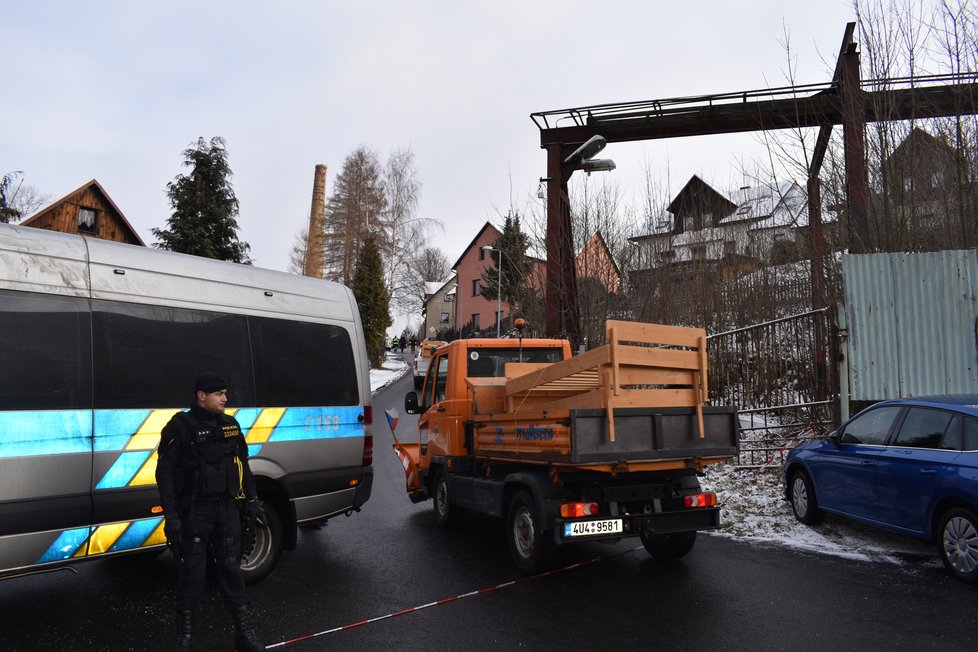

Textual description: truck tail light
[361,435,373,467]
[363,405,373,425]
[683,492,717,508]
[560,502,600,518]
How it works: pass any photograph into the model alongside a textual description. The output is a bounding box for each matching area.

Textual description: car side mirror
[404,392,419,415]
[828,431,841,445]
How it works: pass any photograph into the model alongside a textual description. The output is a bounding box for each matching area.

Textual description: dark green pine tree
[481,212,533,321]
[153,137,251,263]
[352,234,392,367]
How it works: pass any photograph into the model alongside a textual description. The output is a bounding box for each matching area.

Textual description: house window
[932,171,944,188]
[440,312,450,324]
[724,240,736,256]
[444,293,454,302]
[903,177,913,192]
[691,245,706,260]
[471,314,480,330]
[658,250,676,262]
[479,247,486,261]
[472,279,482,296]
[77,207,97,233]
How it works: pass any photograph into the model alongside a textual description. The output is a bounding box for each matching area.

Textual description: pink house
[451,222,503,332]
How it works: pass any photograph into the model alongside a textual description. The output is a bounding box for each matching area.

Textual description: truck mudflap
[554,507,720,545]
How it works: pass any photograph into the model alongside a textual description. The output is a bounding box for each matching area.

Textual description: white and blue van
[0,223,373,583]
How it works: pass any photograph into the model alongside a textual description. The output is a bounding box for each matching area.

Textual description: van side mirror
[404,392,420,415]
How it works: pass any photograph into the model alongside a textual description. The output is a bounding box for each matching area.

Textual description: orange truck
[397,320,738,573]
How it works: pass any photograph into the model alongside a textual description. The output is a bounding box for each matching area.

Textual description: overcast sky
[4,1,856,273]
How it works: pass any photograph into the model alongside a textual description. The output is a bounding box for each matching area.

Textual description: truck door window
[433,356,449,404]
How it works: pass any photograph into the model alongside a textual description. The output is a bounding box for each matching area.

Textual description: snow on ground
[367,361,942,573]
[702,463,941,571]
[370,352,410,393]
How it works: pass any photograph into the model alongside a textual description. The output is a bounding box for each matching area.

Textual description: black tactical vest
[178,412,246,499]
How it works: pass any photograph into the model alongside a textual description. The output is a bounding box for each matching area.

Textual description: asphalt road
[3,352,978,651]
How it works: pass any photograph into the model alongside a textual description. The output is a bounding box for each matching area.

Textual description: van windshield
[466,347,564,378]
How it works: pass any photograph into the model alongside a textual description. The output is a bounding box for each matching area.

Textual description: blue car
[783,395,978,582]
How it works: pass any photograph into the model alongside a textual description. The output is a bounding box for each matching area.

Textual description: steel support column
[545,144,581,345]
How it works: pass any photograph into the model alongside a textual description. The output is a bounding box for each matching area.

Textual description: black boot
[230,605,265,651]
[173,609,193,650]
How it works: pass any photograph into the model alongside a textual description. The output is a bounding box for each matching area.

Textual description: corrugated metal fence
[843,250,978,400]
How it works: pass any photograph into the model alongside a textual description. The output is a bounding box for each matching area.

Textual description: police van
[0,223,373,583]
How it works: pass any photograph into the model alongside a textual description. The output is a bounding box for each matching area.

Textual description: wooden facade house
[20,179,145,246]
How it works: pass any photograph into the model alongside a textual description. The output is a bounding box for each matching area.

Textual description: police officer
[156,372,265,651]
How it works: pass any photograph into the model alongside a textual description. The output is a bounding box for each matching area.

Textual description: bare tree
[402,246,451,312]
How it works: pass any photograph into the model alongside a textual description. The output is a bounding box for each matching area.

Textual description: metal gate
[708,309,833,468]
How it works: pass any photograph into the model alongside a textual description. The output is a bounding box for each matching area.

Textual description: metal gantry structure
[532,22,978,349]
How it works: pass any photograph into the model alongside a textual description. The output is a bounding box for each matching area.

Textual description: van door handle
[435,406,446,413]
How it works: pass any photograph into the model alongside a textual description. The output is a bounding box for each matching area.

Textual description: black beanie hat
[194,372,228,394]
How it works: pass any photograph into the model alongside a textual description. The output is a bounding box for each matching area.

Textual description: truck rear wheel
[434,469,465,528]
[506,490,554,575]
[640,531,696,560]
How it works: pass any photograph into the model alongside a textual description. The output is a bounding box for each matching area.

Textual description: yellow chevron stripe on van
[130,451,159,486]
[126,408,181,450]
[146,520,168,547]
[87,522,130,555]
[246,408,286,444]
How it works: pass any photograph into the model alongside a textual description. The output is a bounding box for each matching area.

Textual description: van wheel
[640,531,696,560]
[506,490,554,575]
[241,504,283,585]
[938,507,978,583]
[434,469,464,528]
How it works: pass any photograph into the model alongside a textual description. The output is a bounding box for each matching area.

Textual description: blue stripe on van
[267,406,365,442]
[0,410,91,458]
[109,517,163,552]
[95,450,152,489]
[37,527,90,562]
[93,409,152,451]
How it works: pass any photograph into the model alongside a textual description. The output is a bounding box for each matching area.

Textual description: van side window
[0,290,91,410]
[251,317,358,407]
[92,301,253,408]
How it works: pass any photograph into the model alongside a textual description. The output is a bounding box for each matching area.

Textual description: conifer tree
[481,212,534,322]
[352,234,391,367]
[153,137,251,263]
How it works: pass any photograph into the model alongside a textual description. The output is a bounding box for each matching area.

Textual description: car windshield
[466,347,563,378]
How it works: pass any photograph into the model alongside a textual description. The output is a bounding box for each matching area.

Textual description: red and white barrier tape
[266,545,644,648]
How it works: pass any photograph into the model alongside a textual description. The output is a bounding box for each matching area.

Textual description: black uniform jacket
[156,403,258,517]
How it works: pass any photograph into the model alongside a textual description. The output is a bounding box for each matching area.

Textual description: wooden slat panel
[503,362,551,380]
[614,367,694,386]
[614,346,701,370]
[606,320,706,348]
[607,388,699,408]
[505,346,610,395]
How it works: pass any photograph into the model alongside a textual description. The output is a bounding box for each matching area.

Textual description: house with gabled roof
[20,179,145,246]
[630,175,818,281]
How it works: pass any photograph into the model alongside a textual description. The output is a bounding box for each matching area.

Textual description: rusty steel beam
[537,83,978,147]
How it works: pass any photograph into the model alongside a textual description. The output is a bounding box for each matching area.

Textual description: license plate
[563,519,623,538]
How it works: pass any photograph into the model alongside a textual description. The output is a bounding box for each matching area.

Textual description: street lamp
[481,244,503,337]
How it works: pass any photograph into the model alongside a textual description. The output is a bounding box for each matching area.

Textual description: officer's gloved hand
[163,516,183,559]
[247,500,266,527]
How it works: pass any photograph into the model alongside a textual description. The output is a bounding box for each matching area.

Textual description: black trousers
[175,498,247,611]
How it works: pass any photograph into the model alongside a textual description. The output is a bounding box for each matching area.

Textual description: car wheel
[506,490,555,575]
[640,531,696,560]
[789,469,824,525]
[434,469,464,528]
[241,503,283,585]
[938,507,978,583]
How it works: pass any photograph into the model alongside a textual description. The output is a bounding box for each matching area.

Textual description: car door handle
[920,468,937,475]
[861,461,874,466]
